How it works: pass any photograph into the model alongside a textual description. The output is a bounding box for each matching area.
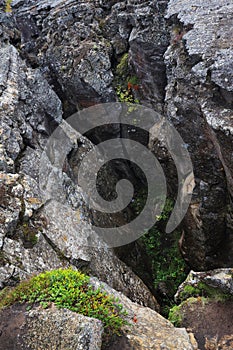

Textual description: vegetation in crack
[114,52,140,105]
[131,192,189,317]
[5,0,12,13]
[0,268,128,336]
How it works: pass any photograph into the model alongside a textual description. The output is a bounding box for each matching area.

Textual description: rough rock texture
[175,268,233,301]
[0,5,158,310]
[163,0,233,269]
[0,0,232,348]
[90,277,198,350]
[171,268,233,350]
[171,298,233,350]
[0,0,231,277]
[0,305,103,350]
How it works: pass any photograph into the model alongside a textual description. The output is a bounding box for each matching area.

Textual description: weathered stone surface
[164,0,233,270]
[175,268,233,302]
[0,305,103,350]
[0,8,158,310]
[90,277,198,350]
[0,278,198,350]
[169,298,233,350]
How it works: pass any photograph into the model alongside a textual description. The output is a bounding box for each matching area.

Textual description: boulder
[0,305,103,350]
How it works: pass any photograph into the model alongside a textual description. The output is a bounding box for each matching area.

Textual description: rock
[0,10,158,310]
[175,268,233,302]
[0,305,103,350]
[170,268,233,349]
[90,276,198,349]
[0,275,198,350]
[13,0,115,115]
[163,0,233,270]
[168,298,233,350]
[0,0,232,325]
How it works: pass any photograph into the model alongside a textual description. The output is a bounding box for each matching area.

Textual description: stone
[163,0,233,270]
[0,8,158,310]
[0,305,103,350]
[90,277,198,349]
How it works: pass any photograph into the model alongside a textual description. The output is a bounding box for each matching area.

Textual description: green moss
[114,53,140,105]
[5,0,12,13]
[179,281,233,303]
[168,304,182,326]
[179,285,202,301]
[116,53,129,79]
[141,199,187,295]
[116,86,139,105]
[131,193,188,316]
[0,287,12,301]
[0,268,128,335]
[128,75,140,85]
[168,297,207,326]
[197,282,233,301]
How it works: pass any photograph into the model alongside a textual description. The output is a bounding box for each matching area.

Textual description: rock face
[0,305,103,350]
[0,0,232,348]
[163,0,233,269]
[0,0,231,276]
[0,3,159,311]
[0,0,233,344]
[90,277,198,350]
[175,268,233,302]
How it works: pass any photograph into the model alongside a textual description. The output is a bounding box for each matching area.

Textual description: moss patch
[179,282,233,303]
[0,268,128,335]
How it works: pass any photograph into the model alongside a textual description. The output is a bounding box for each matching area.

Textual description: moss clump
[178,284,202,301]
[196,282,233,301]
[116,53,129,79]
[0,268,128,334]
[115,53,140,105]
[116,86,139,104]
[142,199,187,296]
[168,297,207,326]
[168,304,182,327]
[131,193,188,316]
[179,282,233,303]
[5,0,12,13]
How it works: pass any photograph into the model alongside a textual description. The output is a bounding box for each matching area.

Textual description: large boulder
[169,268,233,350]
[0,305,103,350]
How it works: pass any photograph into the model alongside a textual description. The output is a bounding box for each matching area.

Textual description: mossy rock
[168,297,207,327]
[178,282,233,303]
[0,268,128,335]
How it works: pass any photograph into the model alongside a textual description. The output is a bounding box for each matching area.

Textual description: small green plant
[0,268,128,335]
[5,0,12,13]
[116,53,129,79]
[168,304,182,326]
[178,284,201,301]
[115,53,140,106]
[116,86,139,104]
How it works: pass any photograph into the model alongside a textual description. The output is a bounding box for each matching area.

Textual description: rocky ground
[0,0,232,349]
